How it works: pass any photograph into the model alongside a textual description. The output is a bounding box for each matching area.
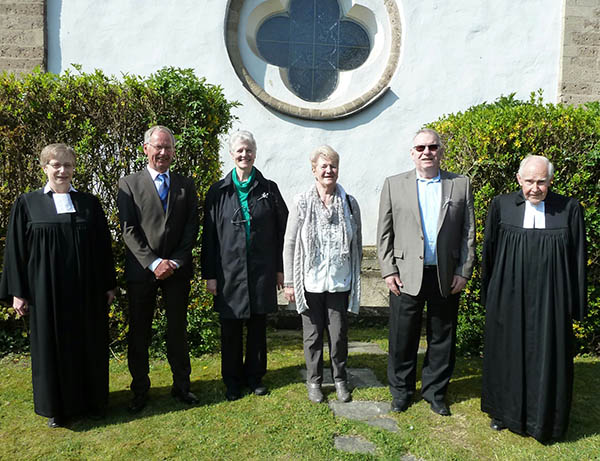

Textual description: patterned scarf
[303,184,351,269]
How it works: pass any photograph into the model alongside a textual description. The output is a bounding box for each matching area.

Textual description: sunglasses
[413,144,440,152]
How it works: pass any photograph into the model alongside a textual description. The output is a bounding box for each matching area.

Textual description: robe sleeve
[481,196,500,305]
[570,199,587,321]
[0,196,31,304]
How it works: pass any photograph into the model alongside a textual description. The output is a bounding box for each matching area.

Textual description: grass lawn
[1,327,599,460]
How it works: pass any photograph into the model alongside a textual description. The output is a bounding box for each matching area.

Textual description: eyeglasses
[148,143,174,153]
[413,144,440,152]
[46,161,74,170]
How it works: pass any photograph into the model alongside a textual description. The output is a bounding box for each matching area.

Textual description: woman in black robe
[0,143,116,428]
[481,155,587,442]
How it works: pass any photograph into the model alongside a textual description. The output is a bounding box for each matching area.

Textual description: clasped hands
[154,259,177,280]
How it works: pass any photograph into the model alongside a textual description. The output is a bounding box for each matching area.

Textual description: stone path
[295,341,424,458]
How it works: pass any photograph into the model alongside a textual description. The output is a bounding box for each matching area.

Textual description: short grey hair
[144,125,175,146]
[413,128,443,150]
[310,145,339,168]
[229,130,257,153]
[39,143,76,167]
[518,154,554,180]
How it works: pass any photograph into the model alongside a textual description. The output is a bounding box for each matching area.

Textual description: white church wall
[47,0,563,244]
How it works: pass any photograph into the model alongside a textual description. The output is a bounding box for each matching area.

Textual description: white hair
[518,155,554,179]
[229,130,257,152]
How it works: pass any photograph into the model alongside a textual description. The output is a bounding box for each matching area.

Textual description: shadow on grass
[69,363,307,433]
[68,340,600,443]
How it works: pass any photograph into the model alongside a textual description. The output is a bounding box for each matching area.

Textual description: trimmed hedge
[0,66,238,356]
[428,92,600,355]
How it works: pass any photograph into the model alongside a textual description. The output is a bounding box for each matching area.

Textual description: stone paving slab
[299,367,385,388]
[347,341,387,355]
[334,435,376,454]
[329,400,398,433]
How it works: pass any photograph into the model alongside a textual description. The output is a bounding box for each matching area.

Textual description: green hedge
[428,92,600,356]
[0,66,238,356]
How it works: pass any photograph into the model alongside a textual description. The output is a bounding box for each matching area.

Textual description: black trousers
[220,314,267,391]
[302,291,349,384]
[127,276,192,396]
[388,267,459,402]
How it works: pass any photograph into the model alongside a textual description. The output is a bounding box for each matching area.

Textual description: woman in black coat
[201,130,288,401]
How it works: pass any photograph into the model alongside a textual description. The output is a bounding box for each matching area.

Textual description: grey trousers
[302,291,349,384]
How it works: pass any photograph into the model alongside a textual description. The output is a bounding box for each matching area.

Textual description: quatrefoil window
[256,0,371,102]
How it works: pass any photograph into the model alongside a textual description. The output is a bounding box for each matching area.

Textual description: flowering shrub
[0,66,238,356]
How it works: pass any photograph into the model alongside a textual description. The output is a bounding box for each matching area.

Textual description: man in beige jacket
[377,128,475,416]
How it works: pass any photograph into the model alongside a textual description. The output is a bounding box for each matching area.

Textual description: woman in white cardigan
[283,145,362,403]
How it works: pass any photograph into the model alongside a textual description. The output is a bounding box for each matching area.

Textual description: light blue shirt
[416,172,441,265]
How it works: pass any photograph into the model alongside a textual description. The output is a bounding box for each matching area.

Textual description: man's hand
[154,259,176,280]
[384,274,403,296]
[284,286,295,303]
[13,296,28,316]
[206,279,217,295]
[450,275,468,294]
[276,272,284,290]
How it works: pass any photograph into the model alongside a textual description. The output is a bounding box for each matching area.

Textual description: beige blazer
[377,169,475,297]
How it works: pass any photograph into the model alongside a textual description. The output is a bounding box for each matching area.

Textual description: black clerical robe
[0,189,116,418]
[481,190,587,442]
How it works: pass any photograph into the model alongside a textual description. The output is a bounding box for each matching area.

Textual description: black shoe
[128,394,148,413]
[251,384,269,396]
[171,388,200,405]
[225,387,242,401]
[427,399,451,416]
[391,398,410,413]
[490,418,506,431]
[47,417,63,428]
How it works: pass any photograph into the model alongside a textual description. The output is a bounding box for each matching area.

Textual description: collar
[416,171,441,183]
[515,189,555,206]
[232,167,256,188]
[220,166,266,189]
[147,165,170,181]
[44,183,77,194]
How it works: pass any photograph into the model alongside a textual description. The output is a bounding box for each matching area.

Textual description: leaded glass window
[256,0,371,102]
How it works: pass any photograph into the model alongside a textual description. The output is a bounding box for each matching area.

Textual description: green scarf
[232,167,255,246]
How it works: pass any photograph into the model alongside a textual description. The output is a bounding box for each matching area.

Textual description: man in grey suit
[377,128,475,416]
[118,125,199,413]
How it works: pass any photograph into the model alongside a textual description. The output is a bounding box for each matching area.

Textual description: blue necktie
[158,173,169,212]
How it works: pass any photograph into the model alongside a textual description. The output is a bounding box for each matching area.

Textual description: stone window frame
[225,0,402,120]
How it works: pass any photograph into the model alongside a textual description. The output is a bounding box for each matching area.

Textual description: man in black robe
[0,143,116,427]
[481,155,587,442]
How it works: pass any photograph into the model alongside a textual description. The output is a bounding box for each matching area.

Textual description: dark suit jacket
[117,168,199,283]
[377,168,475,297]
